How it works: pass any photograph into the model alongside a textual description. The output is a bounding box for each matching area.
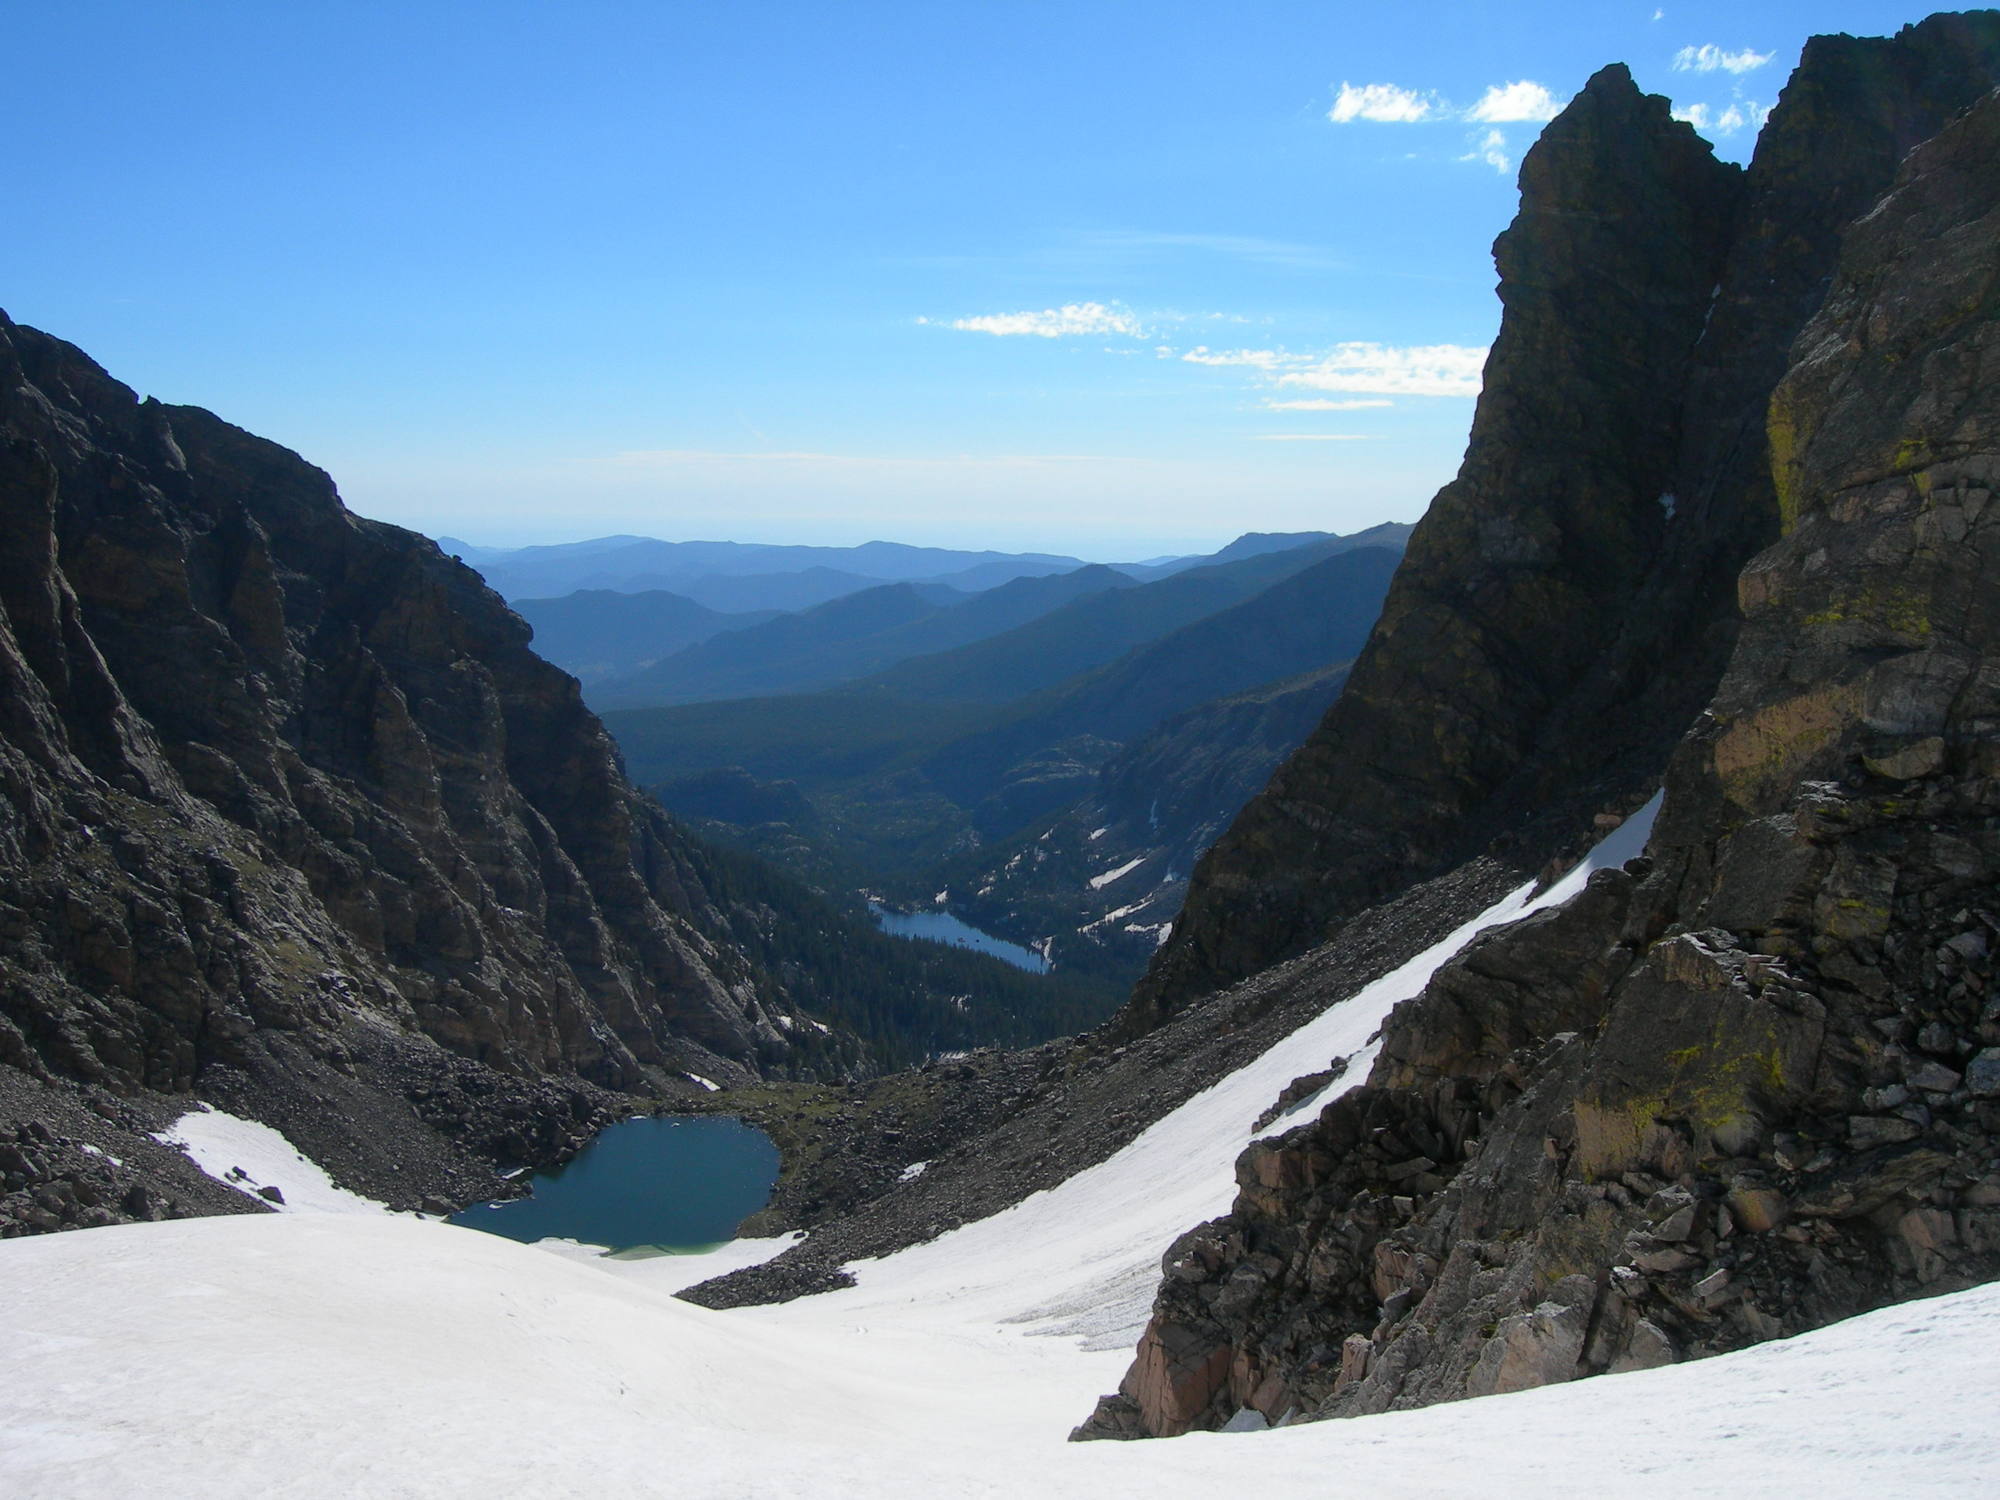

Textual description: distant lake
[449,1115,778,1252]
[867,902,1050,973]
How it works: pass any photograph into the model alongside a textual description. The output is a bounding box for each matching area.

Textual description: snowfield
[6,794,1998,1496]
[5,1215,1996,1498]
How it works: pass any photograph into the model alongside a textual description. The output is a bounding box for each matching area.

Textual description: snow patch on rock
[150,1104,392,1216]
[1087,857,1145,890]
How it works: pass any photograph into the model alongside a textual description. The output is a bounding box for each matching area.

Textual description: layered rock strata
[1132,13,2000,1030]
[1077,77,2000,1439]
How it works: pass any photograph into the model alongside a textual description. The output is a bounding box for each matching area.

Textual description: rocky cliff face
[1077,71,2000,1440]
[1130,14,2000,1032]
[0,313,811,1227]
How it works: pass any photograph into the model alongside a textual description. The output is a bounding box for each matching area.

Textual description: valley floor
[4,802,1994,1496]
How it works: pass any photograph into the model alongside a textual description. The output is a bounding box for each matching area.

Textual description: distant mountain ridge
[459,535,1090,605]
[449,524,1416,620]
[610,540,1404,983]
[851,534,1372,706]
[589,565,1136,709]
[919,546,1405,832]
[527,526,1406,714]
[511,589,780,683]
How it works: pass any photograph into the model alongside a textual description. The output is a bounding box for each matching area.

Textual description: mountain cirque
[1078,35,2000,1439]
[0,311,819,1230]
[3,12,1999,1470]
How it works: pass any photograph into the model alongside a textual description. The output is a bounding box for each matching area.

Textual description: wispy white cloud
[1461,128,1512,175]
[1329,78,1567,128]
[1673,44,1772,73]
[1466,81,1565,123]
[1182,347,1291,371]
[949,301,1145,338]
[1672,100,1771,134]
[1330,81,1439,123]
[1252,434,1377,442]
[1181,342,1484,397]
[1262,398,1393,411]
[1331,78,1568,174]
[1279,344,1485,397]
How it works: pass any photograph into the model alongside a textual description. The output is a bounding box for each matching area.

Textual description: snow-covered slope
[5,796,1997,1496]
[5,1211,1997,1498]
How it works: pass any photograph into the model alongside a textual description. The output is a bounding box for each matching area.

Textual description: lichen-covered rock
[1078,45,2000,1443]
[1132,13,2000,1031]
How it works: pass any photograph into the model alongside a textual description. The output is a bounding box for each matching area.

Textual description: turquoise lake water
[867,903,1050,973]
[449,1115,779,1252]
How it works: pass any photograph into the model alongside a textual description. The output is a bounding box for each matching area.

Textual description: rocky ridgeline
[0,312,817,1222]
[1076,70,2000,1439]
[1132,13,2000,1032]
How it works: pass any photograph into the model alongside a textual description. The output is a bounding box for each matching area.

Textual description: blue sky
[0,1,1951,558]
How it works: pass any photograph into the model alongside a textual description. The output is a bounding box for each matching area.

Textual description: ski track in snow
[8,793,2000,1494]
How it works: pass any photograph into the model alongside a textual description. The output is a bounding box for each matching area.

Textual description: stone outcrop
[1076,72,2000,1439]
[1130,13,2000,1031]
[0,312,814,1217]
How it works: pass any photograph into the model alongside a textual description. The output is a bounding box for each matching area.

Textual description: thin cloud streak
[1673,44,1773,73]
[949,302,1145,338]
[1329,78,1569,126]
[1186,341,1487,398]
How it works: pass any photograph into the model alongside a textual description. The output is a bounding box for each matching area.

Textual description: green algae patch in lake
[449,1115,779,1251]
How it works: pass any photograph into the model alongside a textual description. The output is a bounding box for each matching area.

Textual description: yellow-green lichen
[1800,579,1933,639]
[1711,684,1863,811]
[1767,389,1804,534]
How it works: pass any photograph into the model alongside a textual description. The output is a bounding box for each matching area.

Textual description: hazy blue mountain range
[447,535,1089,605]
[514,525,1409,711]
[918,545,1405,830]
[603,539,1405,965]
[588,564,1136,709]
[849,535,1369,706]
[510,589,779,684]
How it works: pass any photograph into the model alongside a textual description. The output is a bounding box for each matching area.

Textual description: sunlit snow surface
[150,1102,394,1215]
[8,794,1999,1495]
